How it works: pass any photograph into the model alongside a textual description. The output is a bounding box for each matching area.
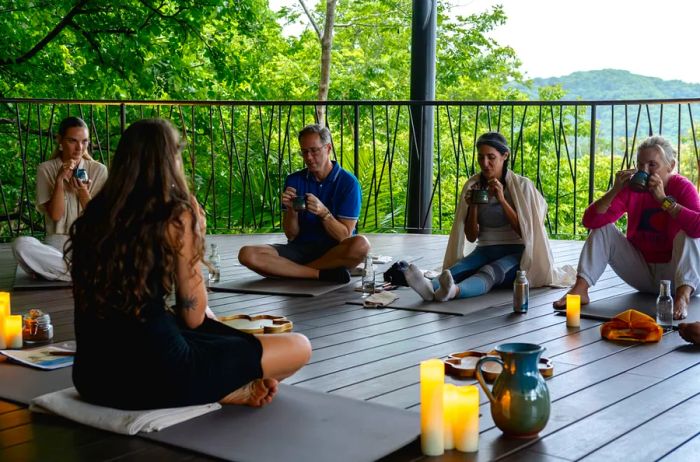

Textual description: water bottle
[513,270,529,313]
[361,255,376,295]
[208,243,221,284]
[656,280,673,331]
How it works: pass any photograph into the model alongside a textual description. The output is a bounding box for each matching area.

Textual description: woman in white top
[12,117,107,281]
[405,132,571,302]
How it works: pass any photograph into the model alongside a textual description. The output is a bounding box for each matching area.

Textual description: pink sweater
[582,174,700,263]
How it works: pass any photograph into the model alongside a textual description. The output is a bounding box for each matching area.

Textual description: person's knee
[238,245,260,269]
[12,236,37,258]
[292,333,312,365]
[347,235,370,261]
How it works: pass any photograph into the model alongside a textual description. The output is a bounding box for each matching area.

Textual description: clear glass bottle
[656,279,674,331]
[361,255,376,295]
[513,270,529,313]
[208,243,221,284]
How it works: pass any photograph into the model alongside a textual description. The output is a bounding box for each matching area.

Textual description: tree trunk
[316,0,336,124]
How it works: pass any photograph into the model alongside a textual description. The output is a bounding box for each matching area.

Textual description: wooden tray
[444,350,554,381]
[220,314,293,334]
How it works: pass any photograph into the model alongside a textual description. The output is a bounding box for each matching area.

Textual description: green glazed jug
[475,343,550,438]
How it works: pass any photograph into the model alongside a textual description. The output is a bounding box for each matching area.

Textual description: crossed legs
[238,235,370,281]
[219,333,312,407]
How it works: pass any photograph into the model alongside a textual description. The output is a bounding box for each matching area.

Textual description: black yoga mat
[144,383,419,462]
[210,277,352,297]
[0,362,73,405]
[13,266,71,290]
[348,285,552,316]
[554,291,700,322]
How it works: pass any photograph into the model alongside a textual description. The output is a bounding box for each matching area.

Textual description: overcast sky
[453,0,699,83]
[270,0,699,84]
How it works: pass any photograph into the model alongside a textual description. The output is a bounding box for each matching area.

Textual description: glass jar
[22,309,54,344]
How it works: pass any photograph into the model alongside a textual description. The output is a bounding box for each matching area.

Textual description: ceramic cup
[471,189,489,204]
[629,171,649,192]
[292,196,306,211]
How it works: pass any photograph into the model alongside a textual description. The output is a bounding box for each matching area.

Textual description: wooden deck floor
[1,234,699,462]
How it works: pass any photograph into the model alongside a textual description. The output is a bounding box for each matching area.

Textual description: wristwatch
[661,196,677,211]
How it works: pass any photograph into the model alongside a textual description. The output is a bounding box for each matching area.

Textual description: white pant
[577,223,700,294]
[12,234,71,282]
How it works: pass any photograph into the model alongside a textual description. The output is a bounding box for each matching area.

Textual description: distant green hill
[520,69,700,101]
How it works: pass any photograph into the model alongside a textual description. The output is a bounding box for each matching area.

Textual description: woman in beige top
[12,117,107,281]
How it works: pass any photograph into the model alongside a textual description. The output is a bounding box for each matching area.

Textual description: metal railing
[1,97,699,242]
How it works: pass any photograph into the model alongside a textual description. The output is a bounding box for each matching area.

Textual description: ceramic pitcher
[475,343,550,438]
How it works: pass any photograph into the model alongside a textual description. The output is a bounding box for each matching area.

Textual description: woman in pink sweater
[554,136,700,319]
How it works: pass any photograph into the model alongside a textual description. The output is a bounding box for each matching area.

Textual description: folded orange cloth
[600,309,663,343]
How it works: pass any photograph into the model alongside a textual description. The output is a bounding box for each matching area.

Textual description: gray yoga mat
[144,383,419,462]
[348,285,551,316]
[0,362,73,405]
[13,266,71,290]
[210,277,352,297]
[554,291,700,322]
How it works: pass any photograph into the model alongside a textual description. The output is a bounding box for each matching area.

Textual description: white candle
[0,292,9,349]
[420,358,444,456]
[566,294,581,327]
[443,384,457,450]
[5,315,22,349]
[454,385,479,453]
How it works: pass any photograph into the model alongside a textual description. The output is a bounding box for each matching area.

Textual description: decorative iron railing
[1,98,699,242]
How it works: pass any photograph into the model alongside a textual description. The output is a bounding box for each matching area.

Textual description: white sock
[434,269,458,301]
[405,264,434,301]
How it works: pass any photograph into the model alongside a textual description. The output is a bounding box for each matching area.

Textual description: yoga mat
[210,277,352,297]
[144,384,419,462]
[13,266,71,290]
[0,362,73,405]
[554,291,700,322]
[348,285,552,316]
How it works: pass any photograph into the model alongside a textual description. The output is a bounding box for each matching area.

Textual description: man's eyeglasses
[300,146,325,156]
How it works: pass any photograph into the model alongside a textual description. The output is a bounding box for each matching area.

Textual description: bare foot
[219,378,279,407]
[674,285,692,320]
[553,277,590,309]
[678,322,700,344]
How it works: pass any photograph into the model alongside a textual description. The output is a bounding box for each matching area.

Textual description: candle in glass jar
[5,315,22,349]
[420,358,444,456]
[453,385,479,453]
[566,294,581,327]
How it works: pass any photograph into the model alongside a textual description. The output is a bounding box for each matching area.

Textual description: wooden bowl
[444,350,554,381]
[220,314,293,334]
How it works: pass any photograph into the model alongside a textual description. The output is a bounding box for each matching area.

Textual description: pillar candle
[0,292,9,349]
[443,384,457,450]
[454,385,479,453]
[0,292,9,317]
[420,358,444,456]
[566,294,581,327]
[5,315,22,349]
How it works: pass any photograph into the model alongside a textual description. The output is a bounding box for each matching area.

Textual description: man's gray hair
[637,135,676,168]
[298,124,332,145]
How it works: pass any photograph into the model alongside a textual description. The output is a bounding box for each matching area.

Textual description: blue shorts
[272,240,336,265]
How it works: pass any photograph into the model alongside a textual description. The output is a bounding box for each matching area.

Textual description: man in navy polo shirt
[238,124,369,282]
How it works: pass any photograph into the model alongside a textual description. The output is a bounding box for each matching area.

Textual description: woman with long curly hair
[68,118,310,410]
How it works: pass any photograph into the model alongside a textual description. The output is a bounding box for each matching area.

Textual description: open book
[0,341,76,370]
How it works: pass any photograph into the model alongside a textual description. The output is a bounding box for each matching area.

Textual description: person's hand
[678,322,700,345]
[304,193,328,217]
[647,173,666,203]
[488,178,505,203]
[58,159,77,182]
[70,176,90,193]
[612,168,635,192]
[281,186,296,211]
